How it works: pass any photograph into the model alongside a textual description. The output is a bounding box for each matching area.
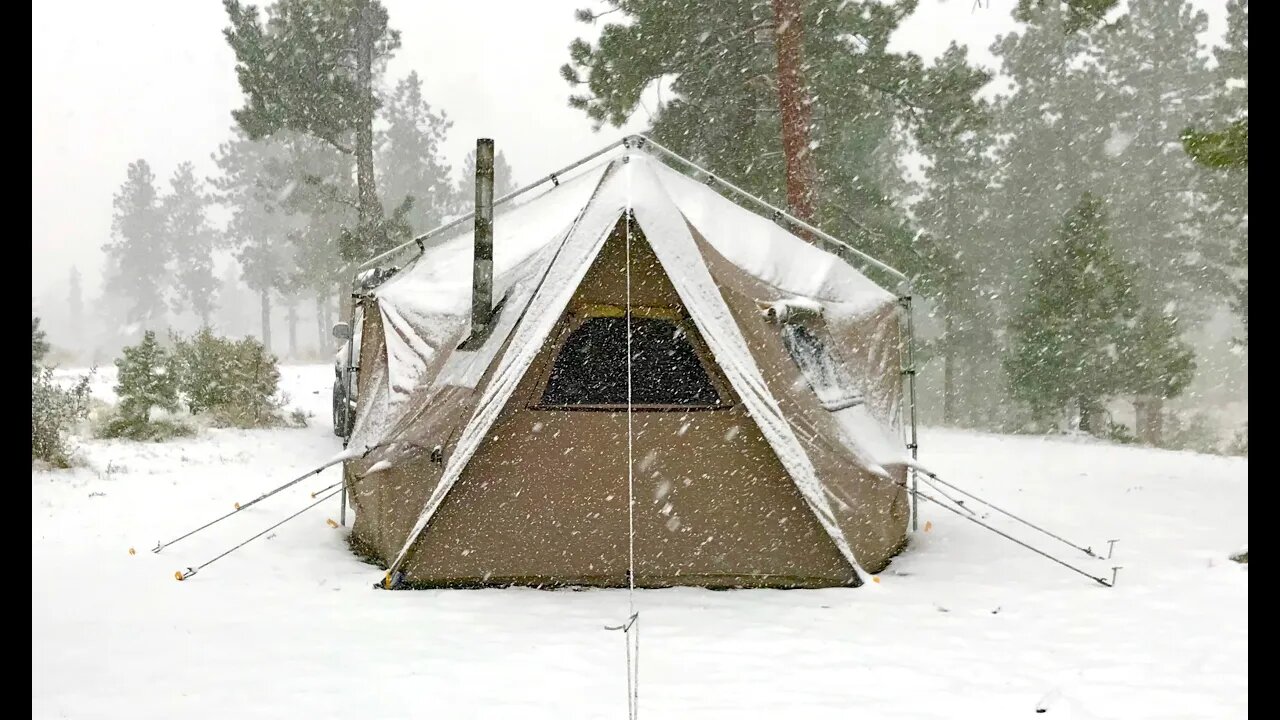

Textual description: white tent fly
[344,137,919,586]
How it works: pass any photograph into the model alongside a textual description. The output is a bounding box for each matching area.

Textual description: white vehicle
[331,311,362,438]
[331,266,397,437]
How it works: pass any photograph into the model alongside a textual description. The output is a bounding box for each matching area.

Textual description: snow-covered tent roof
[344,141,913,588]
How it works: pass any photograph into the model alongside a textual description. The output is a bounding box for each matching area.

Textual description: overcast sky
[31,0,1226,304]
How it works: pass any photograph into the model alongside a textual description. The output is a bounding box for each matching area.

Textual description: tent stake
[175,487,342,581]
[904,483,1113,587]
[150,452,360,554]
[916,467,1098,558]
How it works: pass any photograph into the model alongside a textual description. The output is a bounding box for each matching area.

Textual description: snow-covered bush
[172,328,235,414]
[209,336,285,428]
[33,317,49,377]
[173,330,286,429]
[98,331,191,441]
[1227,423,1248,457]
[114,331,180,423]
[32,368,92,466]
[1160,411,1222,455]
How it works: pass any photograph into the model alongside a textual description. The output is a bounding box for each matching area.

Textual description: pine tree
[164,162,221,327]
[1121,307,1195,444]
[456,148,517,215]
[104,160,170,329]
[222,0,402,262]
[911,43,1001,426]
[1184,0,1247,340]
[378,71,456,235]
[215,264,252,337]
[1005,193,1138,433]
[114,330,180,424]
[1097,0,1214,319]
[561,0,923,278]
[277,134,355,356]
[32,317,49,376]
[68,267,83,345]
[212,130,299,351]
[1016,0,1120,35]
[989,1,1116,312]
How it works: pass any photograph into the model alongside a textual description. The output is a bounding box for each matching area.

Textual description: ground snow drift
[32,365,1247,719]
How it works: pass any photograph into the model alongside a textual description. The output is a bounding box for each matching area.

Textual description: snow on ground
[33,366,1247,719]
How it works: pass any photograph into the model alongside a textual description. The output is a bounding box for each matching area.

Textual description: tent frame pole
[339,287,361,527]
[633,136,908,284]
[902,288,919,531]
[356,137,631,273]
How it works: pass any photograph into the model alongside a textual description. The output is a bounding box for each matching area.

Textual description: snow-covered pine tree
[989,1,1115,307]
[1005,193,1138,434]
[560,0,922,278]
[1121,307,1196,445]
[1184,0,1247,341]
[103,160,170,328]
[212,130,299,351]
[224,336,282,427]
[113,330,180,425]
[911,42,1002,427]
[222,0,401,262]
[172,328,234,415]
[379,71,456,236]
[456,148,516,217]
[68,267,83,349]
[32,317,49,376]
[1098,0,1214,321]
[164,162,220,328]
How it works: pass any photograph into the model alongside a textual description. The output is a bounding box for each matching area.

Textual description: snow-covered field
[32,365,1247,719]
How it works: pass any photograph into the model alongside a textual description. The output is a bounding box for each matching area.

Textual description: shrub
[1161,410,1223,455]
[172,331,285,429]
[98,331,190,441]
[1227,423,1248,457]
[97,415,195,441]
[114,330,179,424]
[32,317,49,377]
[1105,421,1136,445]
[213,336,283,427]
[32,368,92,467]
[172,328,235,414]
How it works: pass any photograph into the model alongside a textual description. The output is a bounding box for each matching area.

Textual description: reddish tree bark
[771,0,817,226]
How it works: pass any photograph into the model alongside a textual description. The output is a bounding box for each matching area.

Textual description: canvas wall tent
[341,138,917,589]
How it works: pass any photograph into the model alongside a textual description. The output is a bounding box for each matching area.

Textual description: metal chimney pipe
[467,138,495,347]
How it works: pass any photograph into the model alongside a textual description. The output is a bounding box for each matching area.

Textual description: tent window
[540,316,725,409]
[781,323,864,411]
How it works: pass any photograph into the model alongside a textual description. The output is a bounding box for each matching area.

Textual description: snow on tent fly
[337,136,921,590]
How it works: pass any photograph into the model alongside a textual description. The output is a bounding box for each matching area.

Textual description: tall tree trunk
[771,0,817,227]
[286,300,298,359]
[316,293,327,352]
[199,309,210,330]
[259,287,272,352]
[1079,398,1106,436]
[354,0,383,260]
[1135,395,1164,446]
[943,302,958,425]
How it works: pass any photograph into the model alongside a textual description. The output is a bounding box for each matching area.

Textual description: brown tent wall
[686,224,910,568]
[346,212,907,588]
